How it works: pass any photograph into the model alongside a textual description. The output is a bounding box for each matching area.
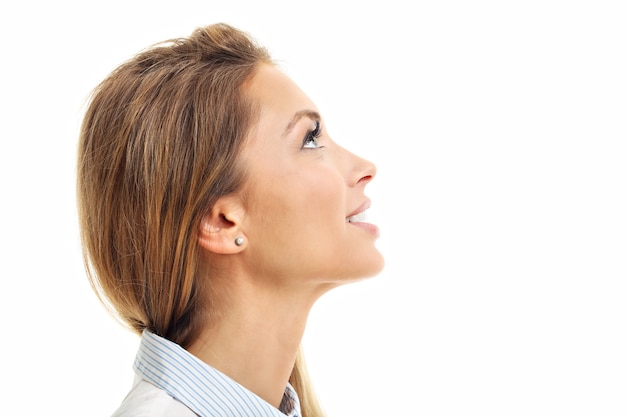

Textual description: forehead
[246,64,317,126]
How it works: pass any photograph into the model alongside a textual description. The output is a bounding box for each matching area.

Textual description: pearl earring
[234,236,244,246]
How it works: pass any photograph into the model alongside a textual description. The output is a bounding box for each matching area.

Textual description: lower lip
[348,221,380,238]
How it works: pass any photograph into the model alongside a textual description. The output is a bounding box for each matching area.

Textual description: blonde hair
[77,23,325,417]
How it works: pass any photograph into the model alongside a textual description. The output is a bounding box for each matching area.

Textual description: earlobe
[197,198,246,254]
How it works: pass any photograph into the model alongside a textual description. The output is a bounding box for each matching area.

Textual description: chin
[353,249,385,280]
[346,252,386,282]
[318,247,385,284]
[365,248,385,276]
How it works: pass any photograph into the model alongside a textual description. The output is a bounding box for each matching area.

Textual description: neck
[187,278,324,408]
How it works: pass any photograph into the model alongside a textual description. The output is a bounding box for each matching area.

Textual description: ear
[198,196,246,254]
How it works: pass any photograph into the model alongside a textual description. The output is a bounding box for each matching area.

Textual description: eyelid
[301,120,323,149]
[310,119,321,137]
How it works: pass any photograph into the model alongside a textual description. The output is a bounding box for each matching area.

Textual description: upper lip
[346,198,371,219]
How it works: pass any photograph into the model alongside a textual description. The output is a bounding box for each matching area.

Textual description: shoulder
[111,378,197,417]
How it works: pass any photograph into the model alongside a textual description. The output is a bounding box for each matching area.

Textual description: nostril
[349,154,376,186]
[357,174,373,185]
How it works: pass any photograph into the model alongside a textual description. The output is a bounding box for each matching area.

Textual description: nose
[346,148,377,187]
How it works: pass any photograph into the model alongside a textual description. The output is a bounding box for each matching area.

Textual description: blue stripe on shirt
[133,330,301,417]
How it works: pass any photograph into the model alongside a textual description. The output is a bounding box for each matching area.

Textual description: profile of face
[234,64,384,289]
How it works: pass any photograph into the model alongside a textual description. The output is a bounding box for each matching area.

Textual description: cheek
[265,168,345,233]
[247,167,347,264]
[295,166,345,220]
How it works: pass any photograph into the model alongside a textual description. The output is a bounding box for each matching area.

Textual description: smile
[346,210,368,223]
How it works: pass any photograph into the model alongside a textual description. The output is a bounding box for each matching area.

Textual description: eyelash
[302,120,323,149]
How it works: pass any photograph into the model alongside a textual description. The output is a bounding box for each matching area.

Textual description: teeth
[346,210,368,223]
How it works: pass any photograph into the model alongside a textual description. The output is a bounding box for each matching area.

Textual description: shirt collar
[134,330,301,417]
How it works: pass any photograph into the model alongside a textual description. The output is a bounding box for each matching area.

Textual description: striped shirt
[111,330,301,417]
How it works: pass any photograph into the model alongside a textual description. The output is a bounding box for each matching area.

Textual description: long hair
[77,23,325,417]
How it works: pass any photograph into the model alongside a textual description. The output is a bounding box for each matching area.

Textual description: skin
[189,64,384,408]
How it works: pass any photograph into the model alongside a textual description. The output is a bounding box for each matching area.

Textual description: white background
[1,1,625,416]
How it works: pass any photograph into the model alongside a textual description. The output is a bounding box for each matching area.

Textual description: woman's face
[238,64,384,288]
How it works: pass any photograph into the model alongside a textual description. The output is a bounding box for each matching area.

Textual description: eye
[302,120,323,149]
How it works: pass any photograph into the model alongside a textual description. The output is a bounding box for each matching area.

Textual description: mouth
[345,200,380,237]
[346,199,371,223]
[346,210,369,223]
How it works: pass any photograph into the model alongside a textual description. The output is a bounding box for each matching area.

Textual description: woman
[77,23,384,417]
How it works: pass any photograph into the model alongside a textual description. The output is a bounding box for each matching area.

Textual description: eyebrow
[282,110,321,137]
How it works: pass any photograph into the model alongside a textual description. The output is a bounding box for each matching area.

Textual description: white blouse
[110,330,301,417]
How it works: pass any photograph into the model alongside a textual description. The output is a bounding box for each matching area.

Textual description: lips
[346,210,368,223]
[345,199,379,237]
[346,199,371,223]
